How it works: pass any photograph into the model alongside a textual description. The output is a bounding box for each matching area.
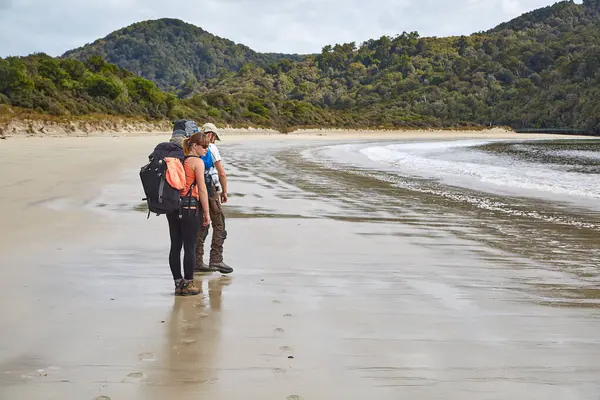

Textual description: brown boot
[195,261,212,273]
[179,279,201,296]
[174,279,183,296]
[209,261,233,274]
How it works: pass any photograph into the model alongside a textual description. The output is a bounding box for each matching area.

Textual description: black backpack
[139,142,195,218]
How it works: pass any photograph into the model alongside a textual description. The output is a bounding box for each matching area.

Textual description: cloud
[0,0,577,58]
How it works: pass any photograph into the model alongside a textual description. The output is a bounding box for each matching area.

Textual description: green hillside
[186,0,600,132]
[0,54,177,118]
[62,18,303,95]
[2,0,600,133]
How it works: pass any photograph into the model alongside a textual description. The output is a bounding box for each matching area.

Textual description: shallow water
[222,137,600,308]
[97,136,600,307]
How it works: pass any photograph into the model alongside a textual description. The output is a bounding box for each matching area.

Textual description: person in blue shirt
[196,123,233,274]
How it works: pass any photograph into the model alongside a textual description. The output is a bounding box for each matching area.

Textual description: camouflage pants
[195,192,227,265]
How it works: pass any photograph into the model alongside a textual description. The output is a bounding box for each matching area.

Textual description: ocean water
[359,139,600,204]
[290,137,599,308]
[315,138,600,229]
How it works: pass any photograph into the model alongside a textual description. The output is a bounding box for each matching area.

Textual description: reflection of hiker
[195,123,233,274]
[207,276,232,311]
[153,276,232,398]
[167,133,211,296]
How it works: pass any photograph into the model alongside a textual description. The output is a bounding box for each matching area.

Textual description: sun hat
[200,122,221,141]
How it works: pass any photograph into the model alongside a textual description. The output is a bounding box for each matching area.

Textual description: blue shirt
[200,149,214,170]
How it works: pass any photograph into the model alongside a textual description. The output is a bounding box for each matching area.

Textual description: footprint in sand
[138,352,156,362]
[180,338,197,345]
[94,397,111,400]
[123,372,145,383]
[279,346,292,353]
[287,396,304,400]
[272,300,282,304]
[274,328,285,333]
[283,313,292,317]
[181,323,196,331]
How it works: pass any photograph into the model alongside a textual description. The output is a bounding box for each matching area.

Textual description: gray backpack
[172,119,199,136]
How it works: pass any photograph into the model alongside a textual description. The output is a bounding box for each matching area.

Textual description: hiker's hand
[202,212,211,227]
[220,192,228,204]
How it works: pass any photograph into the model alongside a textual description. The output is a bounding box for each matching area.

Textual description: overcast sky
[0,0,581,57]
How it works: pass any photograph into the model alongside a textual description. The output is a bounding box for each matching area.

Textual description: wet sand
[1,132,599,399]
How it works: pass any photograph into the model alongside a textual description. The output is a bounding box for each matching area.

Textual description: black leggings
[167,208,200,281]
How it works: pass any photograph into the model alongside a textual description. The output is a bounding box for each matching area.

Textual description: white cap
[200,122,221,140]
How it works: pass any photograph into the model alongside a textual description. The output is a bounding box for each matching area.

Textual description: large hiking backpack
[139,143,194,218]
[172,119,199,136]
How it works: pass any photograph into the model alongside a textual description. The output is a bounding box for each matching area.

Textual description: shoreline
[0,112,596,140]
[1,125,596,142]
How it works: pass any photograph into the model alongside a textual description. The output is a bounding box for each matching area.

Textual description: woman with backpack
[168,132,212,296]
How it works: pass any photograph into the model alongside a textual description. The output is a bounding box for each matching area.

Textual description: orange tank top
[181,157,199,199]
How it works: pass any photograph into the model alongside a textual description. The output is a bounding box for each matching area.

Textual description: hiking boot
[179,279,201,296]
[174,279,183,295]
[194,262,212,273]
[209,261,233,274]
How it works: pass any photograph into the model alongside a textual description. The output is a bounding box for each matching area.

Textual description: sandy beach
[1,130,599,399]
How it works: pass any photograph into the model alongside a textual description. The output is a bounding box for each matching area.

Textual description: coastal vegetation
[1,0,600,133]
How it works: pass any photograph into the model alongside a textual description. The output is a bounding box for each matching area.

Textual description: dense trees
[173,1,600,132]
[62,18,302,94]
[2,1,600,133]
[0,54,176,118]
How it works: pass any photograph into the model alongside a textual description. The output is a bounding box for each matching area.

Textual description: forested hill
[2,0,600,133]
[185,0,600,132]
[62,18,303,93]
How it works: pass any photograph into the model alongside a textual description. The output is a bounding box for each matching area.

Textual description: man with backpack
[195,122,233,275]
